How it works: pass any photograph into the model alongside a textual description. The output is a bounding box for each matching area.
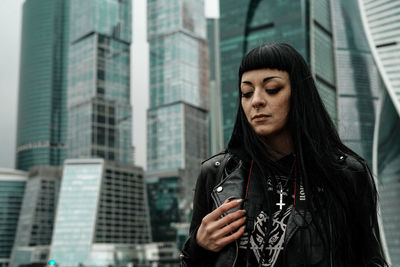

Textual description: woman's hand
[196,199,246,252]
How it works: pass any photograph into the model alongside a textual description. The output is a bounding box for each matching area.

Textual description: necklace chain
[269,156,297,210]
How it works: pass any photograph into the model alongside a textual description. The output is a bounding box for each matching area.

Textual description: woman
[180,43,387,267]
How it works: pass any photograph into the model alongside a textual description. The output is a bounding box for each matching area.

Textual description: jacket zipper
[232,240,238,267]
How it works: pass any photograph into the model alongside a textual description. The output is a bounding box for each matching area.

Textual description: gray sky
[0,0,218,170]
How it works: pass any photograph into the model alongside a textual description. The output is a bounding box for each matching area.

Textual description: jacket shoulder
[335,152,366,172]
[201,152,228,169]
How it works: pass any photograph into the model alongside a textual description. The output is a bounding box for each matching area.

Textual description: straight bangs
[238,44,294,79]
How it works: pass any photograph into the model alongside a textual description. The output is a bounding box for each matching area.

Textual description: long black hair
[227,43,387,266]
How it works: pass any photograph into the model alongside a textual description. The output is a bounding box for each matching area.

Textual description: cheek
[241,101,251,120]
[274,99,290,122]
[281,102,291,123]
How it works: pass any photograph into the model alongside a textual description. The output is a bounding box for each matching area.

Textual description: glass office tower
[67,0,134,164]
[16,0,69,171]
[0,169,27,267]
[359,0,400,264]
[146,176,180,242]
[207,18,224,156]
[146,0,209,243]
[49,159,151,267]
[332,0,382,167]
[9,166,61,267]
[219,0,336,144]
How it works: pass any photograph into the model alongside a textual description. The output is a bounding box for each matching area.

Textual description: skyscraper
[48,1,152,266]
[10,166,62,267]
[332,0,382,167]
[13,0,151,266]
[219,0,336,144]
[146,0,209,242]
[0,169,27,267]
[49,159,151,267]
[359,0,400,264]
[66,0,134,164]
[16,0,69,171]
[207,18,224,155]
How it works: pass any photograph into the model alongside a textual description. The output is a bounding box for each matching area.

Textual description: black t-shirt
[236,154,295,267]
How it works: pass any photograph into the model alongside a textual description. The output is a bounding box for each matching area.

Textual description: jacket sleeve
[180,161,219,267]
[352,160,388,267]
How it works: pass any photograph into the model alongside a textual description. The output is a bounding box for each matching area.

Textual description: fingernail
[235,199,243,203]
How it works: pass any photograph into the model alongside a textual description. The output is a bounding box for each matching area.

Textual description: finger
[213,216,246,239]
[212,209,246,229]
[216,225,246,248]
[204,209,245,235]
[207,199,243,220]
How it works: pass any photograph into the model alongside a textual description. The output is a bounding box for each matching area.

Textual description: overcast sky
[0,0,218,170]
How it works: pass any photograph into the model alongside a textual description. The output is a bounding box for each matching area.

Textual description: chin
[254,128,274,138]
[254,126,286,139]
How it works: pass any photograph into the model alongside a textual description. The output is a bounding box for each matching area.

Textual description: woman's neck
[263,130,294,160]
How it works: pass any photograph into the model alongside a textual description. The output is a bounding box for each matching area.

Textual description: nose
[252,88,266,109]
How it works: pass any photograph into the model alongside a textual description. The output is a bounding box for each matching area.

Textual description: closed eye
[266,88,281,94]
[241,91,253,98]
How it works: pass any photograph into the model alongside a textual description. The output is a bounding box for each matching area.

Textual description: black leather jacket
[180,152,385,267]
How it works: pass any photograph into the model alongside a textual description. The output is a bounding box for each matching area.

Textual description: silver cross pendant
[276,187,286,210]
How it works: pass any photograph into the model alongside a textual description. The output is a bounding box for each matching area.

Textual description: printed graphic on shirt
[239,207,292,267]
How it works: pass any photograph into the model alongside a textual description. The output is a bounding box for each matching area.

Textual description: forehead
[241,68,289,83]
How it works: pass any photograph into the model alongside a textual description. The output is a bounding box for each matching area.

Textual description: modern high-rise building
[9,166,62,267]
[207,18,224,155]
[146,174,180,242]
[332,0,383,167]
[219,0,337,144]
[146,0,209,243]
[49,159,151,267]
[14,1,150,266]
[48,1,152,266]
[359,0,400,264]
[0,169,27,267]
[16,0,70,171]
[66,0,134,164]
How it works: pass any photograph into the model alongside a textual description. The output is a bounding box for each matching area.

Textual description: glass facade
[94,163,151,245]
[50,159,150,267]
[147,105,184,172]
[219,0,336,143]
[146,176,179,242]
[67,0,134,164]
[332,0,382,167]
[146,103,208,242]
[0,170,27,267]
[16,0,70,171]
[359,0,400,264]
[147,104,208,173]
[375,90,400,265]
[207,19,224,155]
[360,0,400,111]
[147,0,209,171]
[9,167,61,267]
[146,0,209,243]
[49,160,104,266]
[148,33,208,109]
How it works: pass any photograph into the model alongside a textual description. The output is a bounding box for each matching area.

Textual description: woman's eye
[266,88,281,94]
[241,92,253,98]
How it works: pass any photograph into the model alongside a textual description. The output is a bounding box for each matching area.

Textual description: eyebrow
[241,76,283,85]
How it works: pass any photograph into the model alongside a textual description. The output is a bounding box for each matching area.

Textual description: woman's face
[240,68,291,139]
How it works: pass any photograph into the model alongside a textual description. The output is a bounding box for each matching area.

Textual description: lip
[252,114,271,121]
